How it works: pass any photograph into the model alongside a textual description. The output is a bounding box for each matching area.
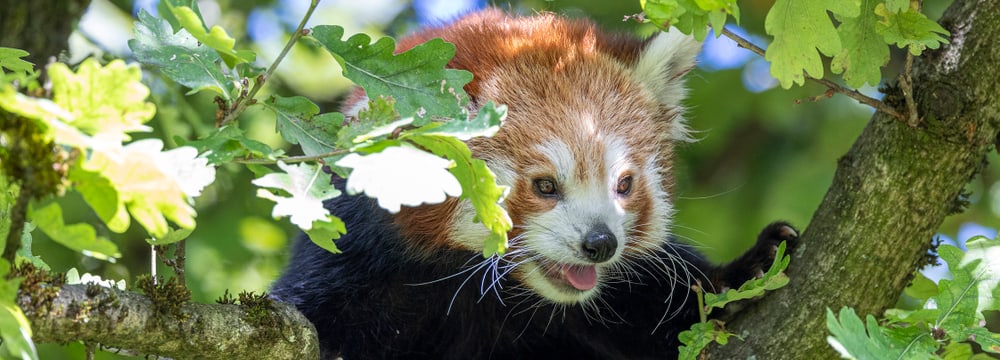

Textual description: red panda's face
[385,11,701,305]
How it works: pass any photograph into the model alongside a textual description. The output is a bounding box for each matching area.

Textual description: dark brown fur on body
[271,9,799,359]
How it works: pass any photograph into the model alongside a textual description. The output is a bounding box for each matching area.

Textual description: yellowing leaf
[46,59,155,140]
[167,5,254,67]
[765,0,859,88]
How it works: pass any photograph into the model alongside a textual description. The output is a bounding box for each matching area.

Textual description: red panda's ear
[632,29,701,141]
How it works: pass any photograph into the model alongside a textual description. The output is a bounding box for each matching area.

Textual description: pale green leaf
[166,5,254,67]
[0,48,33,76]
[0,259,37,360]
[336,96,411,149]
[831,0,890,88]
[148,227,193,245]
[16,222,48,270]
[957,236,1000,312]
[310,25,472,123]
[47,58,155,139]
[765,0,859,88]
[704,241,790,310]
[934,245,984,331]
[875,4,950,56]
[31,202,120,260]
[253,162,341,230]
[410,102,505,141]
[826,307,936,360]
[68,164,128,233]
[677,321,718,360]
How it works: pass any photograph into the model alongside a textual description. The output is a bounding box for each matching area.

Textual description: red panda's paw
[711,221,799,292]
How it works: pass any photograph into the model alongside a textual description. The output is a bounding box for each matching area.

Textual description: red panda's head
[351,10,700,305]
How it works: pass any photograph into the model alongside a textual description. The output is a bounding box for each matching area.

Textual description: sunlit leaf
[303,217,347,254]
[264,95,343,161]
[165,5,255,67]
[764,0,859,88]
[253,161,340,230]
[336,143,461,213]
[831,0,889,88]
[705,241,790,309]
[403,135,510,256]
[47,59,155,140]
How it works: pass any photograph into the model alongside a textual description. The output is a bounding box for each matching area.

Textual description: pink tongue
[560,265,598,290]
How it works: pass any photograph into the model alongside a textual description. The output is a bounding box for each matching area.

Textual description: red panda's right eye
[534,179,558,196]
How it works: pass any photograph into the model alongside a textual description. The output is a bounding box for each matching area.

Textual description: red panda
[272,9,797,359]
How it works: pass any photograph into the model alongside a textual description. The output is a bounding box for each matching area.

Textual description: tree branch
[22,284,319,359]
[709,0,1000,357]
[719,28,906,121]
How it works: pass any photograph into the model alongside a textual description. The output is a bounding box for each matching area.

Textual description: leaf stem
[899,52,920,127]
[234,148,349,165]
[719,28,906,121]
[218,0,322,127]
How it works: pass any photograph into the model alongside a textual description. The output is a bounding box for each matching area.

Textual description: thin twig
[233,148,349,165]
[899,52,920,127]
[719,28,906,122]
[218,0,322,127]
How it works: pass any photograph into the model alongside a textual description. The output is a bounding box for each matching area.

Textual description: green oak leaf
[410,102,505,141]
[0,47,33,76]
[156,0,200,33]
[403,134,511,256]
[165,4,255,67]
[831,0,889,88]
[17,222,49,270]
[310,25,472,124]
[176,125,277,165]
[336,142,461,213]
[704,241,790,310]
[963,327,1000,354]
[677,321,720,360]
[884,0,909,13]
[47,58,155,139]
[68,163,128,233]
[253,161,341,231]
[641,0,739,40]
[826,307,928,360]
[875,4,950,56]
[960,236,1000,312]
[0,259,37,360]
[336,96,410,149]
[303,217,347,254]
[31,202,121,261]
[129,10,235,99]
[765,0,859,88]
[934,245,983,331]
[264,95,343,161]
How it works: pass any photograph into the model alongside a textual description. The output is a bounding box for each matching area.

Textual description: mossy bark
[708,0,1000,358]
[23,284,319,359]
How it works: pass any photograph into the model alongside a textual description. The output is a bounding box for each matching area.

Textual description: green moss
[135,275,191,321]
[9,262,65,316]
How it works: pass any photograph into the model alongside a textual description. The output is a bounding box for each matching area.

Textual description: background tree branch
[709,0,1000,358]
[21,283,319,359]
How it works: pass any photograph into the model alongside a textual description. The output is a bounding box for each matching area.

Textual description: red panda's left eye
[616,175,632,196]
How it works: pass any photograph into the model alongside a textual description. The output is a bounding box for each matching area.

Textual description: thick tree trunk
[708,0,1000,358]
[0,0,91,65]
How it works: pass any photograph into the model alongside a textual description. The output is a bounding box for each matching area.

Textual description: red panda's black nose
[583,224,617,263]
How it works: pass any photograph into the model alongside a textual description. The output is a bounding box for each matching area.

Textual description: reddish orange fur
[345,10,686,258]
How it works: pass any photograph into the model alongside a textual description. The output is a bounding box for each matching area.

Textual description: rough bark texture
[23,284,319,359]
[708,0,1000,358]
[0,0,91,65]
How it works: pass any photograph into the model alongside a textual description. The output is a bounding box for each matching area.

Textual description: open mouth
[536,261,599,291]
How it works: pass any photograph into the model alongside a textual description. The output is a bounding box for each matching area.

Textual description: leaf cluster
[827,237,1000,359]
[677,241,792,359]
